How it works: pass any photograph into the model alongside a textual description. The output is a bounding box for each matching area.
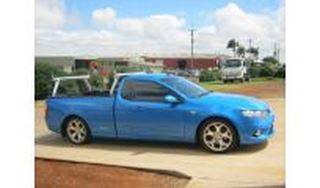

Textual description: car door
[115,78,186,141]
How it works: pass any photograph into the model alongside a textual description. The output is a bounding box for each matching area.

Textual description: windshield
[162,76,209,98]
[224,59,242,68]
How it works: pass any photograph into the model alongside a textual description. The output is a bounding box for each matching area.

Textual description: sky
[35,0,285,62]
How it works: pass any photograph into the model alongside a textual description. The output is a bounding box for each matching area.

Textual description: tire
[64,117,91,144]
[223,80,228,84]
[198,119,239,153]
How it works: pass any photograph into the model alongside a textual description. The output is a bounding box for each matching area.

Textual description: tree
[236,45,246,58]
[35,63,66,100]
[262,56,279,64]
[227,39,239,57]
[247,47,259,59]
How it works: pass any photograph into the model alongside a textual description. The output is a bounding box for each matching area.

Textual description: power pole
[277,48,280,63]
[273,42,277,58]
[248,38,253,59]
[248,38,252,49]
[273,42,281,63]
[189,26,196,70]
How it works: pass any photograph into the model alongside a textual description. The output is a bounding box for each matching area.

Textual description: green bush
[69,68,105,90]
[262,56,279,64]
[199,70,221,82]
[248,65,261,78]
[89,74,105,90]
[69,68,88,76]
[248,63,283,78]
[259,64,277,77]
[56,80,85,96]
[115,66,149,73]
[275,65,285,78]
[107,72,115,89]
[35,63,66,100]
[35,65,107,99]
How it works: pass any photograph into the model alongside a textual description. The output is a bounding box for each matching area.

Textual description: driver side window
[121,79,173,102]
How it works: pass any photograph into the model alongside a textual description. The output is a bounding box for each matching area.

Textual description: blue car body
[46,73,274,145]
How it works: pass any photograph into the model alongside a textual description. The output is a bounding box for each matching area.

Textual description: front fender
[184,106,241,142]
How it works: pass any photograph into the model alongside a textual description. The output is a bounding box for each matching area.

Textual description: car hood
[193,92,269,110]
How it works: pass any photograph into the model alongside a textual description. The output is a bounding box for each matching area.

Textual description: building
[74,56,99,70]
[142,55,222,70]
[74,56,137,71]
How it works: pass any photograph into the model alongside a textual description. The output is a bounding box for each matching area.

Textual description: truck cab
[221,58,250,83]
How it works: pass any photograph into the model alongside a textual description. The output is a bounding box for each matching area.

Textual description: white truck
[221,58,250,83]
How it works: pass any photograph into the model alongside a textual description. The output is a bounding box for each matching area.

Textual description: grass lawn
[200,77,284,90]
[200,77,285,98]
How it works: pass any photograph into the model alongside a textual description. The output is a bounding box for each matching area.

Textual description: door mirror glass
[164,95,178,103]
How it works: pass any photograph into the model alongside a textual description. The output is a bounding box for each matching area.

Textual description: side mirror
[164,95,179,104]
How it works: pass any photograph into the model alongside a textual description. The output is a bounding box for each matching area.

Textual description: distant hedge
[35,63,66,100]
[199,63,285,82]
[275,64,285,78]
[199,70,221,82]
[248,63,285,78]
[115,65,150,73]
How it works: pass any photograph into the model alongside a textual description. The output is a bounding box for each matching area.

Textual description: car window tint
[121,79,171,102]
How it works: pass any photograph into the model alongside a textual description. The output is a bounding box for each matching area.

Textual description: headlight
[241,110,268,118]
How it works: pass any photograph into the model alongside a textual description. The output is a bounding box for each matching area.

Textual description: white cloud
[210,3,285,61]
[37,7,190,56]
[214,3,273,39]
[36,3,285,62]
[92,8,187,42]
[35,0,65,29]
[92,7,116,26]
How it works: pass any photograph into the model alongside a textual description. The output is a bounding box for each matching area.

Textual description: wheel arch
[60,114,91,137]
[195,116,240,144]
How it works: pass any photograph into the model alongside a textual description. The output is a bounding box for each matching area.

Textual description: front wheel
[64,117,91,144]
[198,119,238,153]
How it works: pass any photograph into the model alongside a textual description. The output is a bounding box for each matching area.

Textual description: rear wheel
[64,117,90,144]
[198,119,238,153]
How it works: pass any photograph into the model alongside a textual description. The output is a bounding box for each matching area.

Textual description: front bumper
[241,124,275,144]
[237,112,275,145]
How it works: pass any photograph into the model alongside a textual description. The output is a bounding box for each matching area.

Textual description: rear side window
[121,79,172,102]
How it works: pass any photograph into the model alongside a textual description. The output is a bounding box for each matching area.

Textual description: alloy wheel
[66,118,88,144]
[202,121,233,152]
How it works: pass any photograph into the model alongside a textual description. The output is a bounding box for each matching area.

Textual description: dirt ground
[36,158,190,188]
[35,81,285,188]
